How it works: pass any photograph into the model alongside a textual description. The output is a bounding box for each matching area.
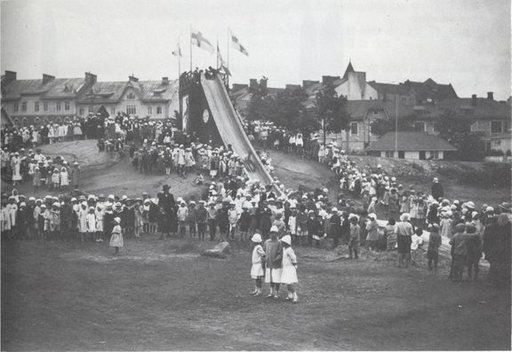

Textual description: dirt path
[2,140,207,200]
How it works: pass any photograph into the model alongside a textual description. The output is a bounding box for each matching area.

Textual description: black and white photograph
[1,0,511,350]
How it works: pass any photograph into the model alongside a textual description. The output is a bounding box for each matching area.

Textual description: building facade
[1,71,179,128]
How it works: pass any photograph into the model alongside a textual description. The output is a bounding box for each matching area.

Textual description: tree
[370,116,415,137]
[435,112,485,161]
[315,84,350,134]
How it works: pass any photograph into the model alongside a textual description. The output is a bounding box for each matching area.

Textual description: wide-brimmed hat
[281,235,292,245]
[251,233,262,243]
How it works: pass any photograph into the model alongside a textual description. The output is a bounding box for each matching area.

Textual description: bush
[458,163,511,188]
[436,163,510,188]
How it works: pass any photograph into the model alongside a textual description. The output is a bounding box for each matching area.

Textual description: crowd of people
[244,119,511,286]
[1,116,510,296]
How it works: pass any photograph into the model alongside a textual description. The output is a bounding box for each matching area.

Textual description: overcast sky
[2,0,510,100]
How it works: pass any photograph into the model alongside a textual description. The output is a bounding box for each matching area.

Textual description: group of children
[250,226,299,303]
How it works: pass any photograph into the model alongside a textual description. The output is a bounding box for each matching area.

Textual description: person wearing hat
[449,223,468,282]
[86,207,97,242]
[280,234,299,303]
[465,223,482,280]
[396,213,414,268]
[78,201,89,242]
[250,233,265,296]
[263,225,283,299]
[49,202,61,240]
[348,214,361,259]
[426,223,442,274]
[482,213,511,287]
[365,213,379,251]
[70,162,81,190]
[431,178,444,201]
[109,217,124,255]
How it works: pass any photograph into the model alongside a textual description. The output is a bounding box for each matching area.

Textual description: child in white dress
[280,235,299,303]
[109,217,123,255]
[250,233,265,296]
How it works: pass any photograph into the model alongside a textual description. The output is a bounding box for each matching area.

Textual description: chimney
[162,77,169,85]
[302,80,319,90]
[232,83,248,92]
[129,75,139,82]
[487,91,494,101]
[84,72,97,85]
[3,70,17,85]
[471,94,477,106]
[249,78,258,90]
[42,74,55,85]
[322,75,340,86]
[260,79,267,91]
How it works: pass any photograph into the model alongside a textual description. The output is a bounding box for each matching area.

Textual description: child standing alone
[109,217,124,256]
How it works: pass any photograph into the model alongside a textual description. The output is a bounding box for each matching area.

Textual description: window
[56,102,61,111]
[88,106,93,113]
[413,122,425,132]
[491,121,502,134]
[43,102,48,111]
[14,103,18,112]
[126,92,136,99]
[34,102,40,112]
[65,101,70,111]
[431,151,440,159]
[21,102,27,112]
[350,122,358,135]
[504,120,510,132]
[79,108,84,115]
[147,106,152,115]
[385,151,394,158]
[398,151,405,159]
[126,105,136,115]
[110,106,115,115]
[156,106,162,114]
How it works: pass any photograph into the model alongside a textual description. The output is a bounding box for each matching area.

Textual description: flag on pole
[191,31,214,53]
[217,43,226,67]
[172,43,182,57]
[231,33,249,56]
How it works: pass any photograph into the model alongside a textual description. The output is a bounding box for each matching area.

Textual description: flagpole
[216,38,219,69]
[177,39,181,79]
[227,27,230,87]
[189,25,192,72]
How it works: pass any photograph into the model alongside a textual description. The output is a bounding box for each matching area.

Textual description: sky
[1,0,511,100]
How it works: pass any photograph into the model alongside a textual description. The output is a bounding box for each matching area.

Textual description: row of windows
[13,101,71,113]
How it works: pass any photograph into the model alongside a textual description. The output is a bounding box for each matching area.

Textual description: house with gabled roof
[333,62,379,100]
[1,71,179,127]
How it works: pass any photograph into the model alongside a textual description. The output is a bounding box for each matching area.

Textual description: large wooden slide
[201,73,279,190]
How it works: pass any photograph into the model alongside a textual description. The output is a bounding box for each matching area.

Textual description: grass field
[2,236,510,351]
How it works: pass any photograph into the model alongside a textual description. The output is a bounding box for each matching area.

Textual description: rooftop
[366,131,457,152]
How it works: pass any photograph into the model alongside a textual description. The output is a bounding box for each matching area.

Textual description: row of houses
[1,71,179,127]
[230,62,511,158]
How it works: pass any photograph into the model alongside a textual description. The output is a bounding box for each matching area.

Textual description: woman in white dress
[249,233,265,296]
[60,167,69,189]
[280,235,299,303]
[10,152,22,185]
[48,124,55,144]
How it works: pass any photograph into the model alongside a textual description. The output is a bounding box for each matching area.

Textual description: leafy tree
[370,116,415,136]
[315,84,350,134]
[435,112,485,161]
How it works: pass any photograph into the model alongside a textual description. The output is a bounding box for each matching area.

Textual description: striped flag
[191,31,214,54]
[172,43,182,57]
[231,33,248,56]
